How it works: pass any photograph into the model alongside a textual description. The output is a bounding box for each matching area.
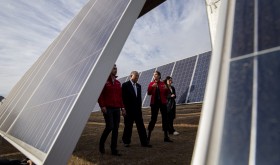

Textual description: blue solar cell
[258,0,280,51]
[138,68,156,107]
[171,56,197,104]
[219,57,253,165]
[188,52,211,102]
[231,0,254,58]
[1,0,129,151]
[256,52,280,164]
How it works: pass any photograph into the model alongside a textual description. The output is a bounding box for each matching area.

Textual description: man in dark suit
[122,71,151,147]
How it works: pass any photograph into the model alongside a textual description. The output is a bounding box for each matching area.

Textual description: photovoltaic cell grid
[156,62,174,81]
[219,58,253,164]
[138,68,155,107]
[2,0,130,153]
[171,56,197,104]
[188,52,211,102]
[219,1,280,164]
[114,52,212,108]
[0,30,69,132]
[0,0,146,164]
[118,76,129,84]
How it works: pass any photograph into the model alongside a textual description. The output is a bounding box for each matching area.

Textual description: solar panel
[138,68,156,107]
[187,52,211,103]
[192,1,280,164]
[171,56,197,104]
[116,53,213,106]
[156,62,175,81]
[118,76,129,84]
[0,0,146,164]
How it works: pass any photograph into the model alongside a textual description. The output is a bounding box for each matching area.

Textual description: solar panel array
[114,51,211,108]
[193,1,280,164]
[0,0,146,164]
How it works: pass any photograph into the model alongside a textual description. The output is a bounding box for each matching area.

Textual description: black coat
[167,86,176,119]
[122,81,142,116]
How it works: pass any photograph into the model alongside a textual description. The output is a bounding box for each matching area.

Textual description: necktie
[133,83,137,96]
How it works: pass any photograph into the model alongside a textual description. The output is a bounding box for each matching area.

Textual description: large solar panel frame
[192,0,280,164]
[0,0,146,164]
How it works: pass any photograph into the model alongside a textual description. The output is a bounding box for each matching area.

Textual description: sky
[0,0,211,96]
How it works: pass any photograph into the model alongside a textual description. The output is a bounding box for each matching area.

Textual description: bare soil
[0,103,201,165]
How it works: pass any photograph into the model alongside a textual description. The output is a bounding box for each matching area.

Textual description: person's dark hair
[155,71,161,79]
[163,76,172,85]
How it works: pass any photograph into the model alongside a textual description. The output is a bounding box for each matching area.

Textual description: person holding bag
[164,76,179,136]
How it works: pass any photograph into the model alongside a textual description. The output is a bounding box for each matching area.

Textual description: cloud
[116,0,211,77]
[0,0,211,96]
[0,0,88,95]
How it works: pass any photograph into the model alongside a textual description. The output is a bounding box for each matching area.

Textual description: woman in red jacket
[98,64,126,156]
[147,71,173,143]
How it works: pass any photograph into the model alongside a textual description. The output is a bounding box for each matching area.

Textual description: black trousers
[99,108,120,152]
[122,112,148,145]
[148,103,168,132]
[167,112,175,134]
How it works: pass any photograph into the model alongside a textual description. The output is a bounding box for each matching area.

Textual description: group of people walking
[98,64,179,156]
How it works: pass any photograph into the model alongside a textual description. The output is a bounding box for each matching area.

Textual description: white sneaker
[173,131,179,136]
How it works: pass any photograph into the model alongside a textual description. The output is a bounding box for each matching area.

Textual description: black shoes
[164,137,173,142]
[141,144,152,148]
[111,150,122,156]
[99,145,105,154]
[100,147,121,156]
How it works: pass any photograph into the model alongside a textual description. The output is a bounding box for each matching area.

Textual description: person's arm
[121,107,126,116]
[121,83,127,116]
[147,82,156,95]
[172,86,176,99]
[122,82,128,106]
[98,87,106,113]
[138,84,142,102]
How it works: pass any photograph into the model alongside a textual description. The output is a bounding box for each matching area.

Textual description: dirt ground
[0,103,201,165]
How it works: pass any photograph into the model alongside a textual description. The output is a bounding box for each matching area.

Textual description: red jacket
[147,81,169,105]
[98,76,124,108]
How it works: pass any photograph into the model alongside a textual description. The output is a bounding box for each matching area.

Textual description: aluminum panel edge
[191,0,233,164]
